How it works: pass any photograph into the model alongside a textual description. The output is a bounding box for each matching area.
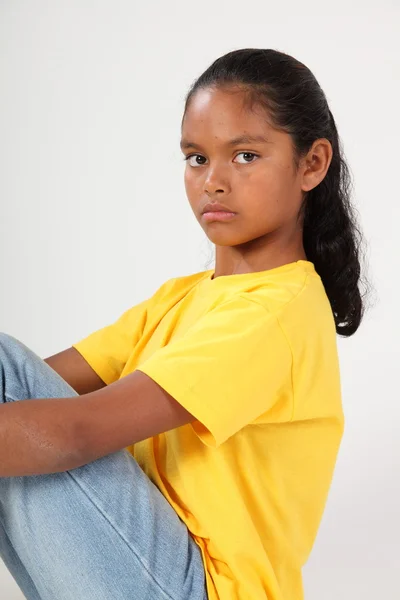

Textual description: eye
[234,152,259,164]
[183,152,259,167]
[183,154,207,167]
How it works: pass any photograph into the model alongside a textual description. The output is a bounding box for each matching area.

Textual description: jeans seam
[65,469,178,600]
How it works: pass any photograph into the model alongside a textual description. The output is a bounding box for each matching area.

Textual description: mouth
[202,211,237,222]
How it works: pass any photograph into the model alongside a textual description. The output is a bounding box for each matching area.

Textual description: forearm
[0,398,86,477]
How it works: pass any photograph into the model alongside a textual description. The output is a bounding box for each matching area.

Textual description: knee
[0,332,16,348]
[0,332,21,349]
[0,333,28,361]
[0,334,41,386]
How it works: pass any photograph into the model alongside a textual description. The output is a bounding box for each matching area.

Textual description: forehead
[181,87,271,138]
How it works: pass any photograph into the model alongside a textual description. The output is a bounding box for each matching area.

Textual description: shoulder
[240,266,322,312]
[150,270,211,302]
[240,268,335,335]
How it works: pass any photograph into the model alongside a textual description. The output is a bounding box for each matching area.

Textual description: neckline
[204,260,315,282]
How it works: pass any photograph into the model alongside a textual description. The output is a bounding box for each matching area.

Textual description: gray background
[1,1,399,598]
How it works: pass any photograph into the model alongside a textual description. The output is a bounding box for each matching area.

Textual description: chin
[203,230,250,247]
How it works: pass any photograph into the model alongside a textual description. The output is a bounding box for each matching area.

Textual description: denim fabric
[0,333,208,600]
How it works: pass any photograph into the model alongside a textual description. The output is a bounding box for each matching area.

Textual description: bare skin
[0,86,335,476]
[180,86,333,278]
[44,347,106,395]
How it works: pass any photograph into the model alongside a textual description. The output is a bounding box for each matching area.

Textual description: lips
[202,210,237,223]
[202,202,235,214]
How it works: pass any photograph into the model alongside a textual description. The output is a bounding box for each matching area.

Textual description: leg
[0,517,43,600]
[0,334,208,600]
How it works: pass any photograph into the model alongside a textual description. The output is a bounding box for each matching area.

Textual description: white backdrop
[1,1,399,598]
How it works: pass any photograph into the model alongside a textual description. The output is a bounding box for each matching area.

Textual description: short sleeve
[72,297,151,385]
[136,294,293,448]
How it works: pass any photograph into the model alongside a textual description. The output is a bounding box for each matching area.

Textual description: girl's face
[180,86,307,249]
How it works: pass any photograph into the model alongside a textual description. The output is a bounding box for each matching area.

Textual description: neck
[212,239,307,278]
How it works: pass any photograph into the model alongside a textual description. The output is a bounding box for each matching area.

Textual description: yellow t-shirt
[72,260,344,600]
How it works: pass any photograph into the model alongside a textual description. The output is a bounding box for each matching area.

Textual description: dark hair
[182,48,371,337]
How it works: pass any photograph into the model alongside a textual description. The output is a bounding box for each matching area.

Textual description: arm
[44,347,107,395]
[0,370,195,477]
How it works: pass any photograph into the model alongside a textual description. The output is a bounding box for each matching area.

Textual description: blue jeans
[0,333,208,600]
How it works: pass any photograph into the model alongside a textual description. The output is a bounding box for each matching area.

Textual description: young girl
[0,48,368,600]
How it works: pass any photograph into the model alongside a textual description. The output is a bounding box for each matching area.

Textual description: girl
[0,48,368,600]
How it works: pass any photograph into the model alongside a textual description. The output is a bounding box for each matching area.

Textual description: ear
[300,138,333,192]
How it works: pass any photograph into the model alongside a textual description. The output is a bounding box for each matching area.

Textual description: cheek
[183,172,193,201]
[242,166,276,201]
[184,170,198,196]
[250,160,296,199]
[243,163,296,219]
[184,172,202,214]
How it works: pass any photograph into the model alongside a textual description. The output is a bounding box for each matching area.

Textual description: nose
[204,163,230,195]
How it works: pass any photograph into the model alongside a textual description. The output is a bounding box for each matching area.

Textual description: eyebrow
[180,134,270,151]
